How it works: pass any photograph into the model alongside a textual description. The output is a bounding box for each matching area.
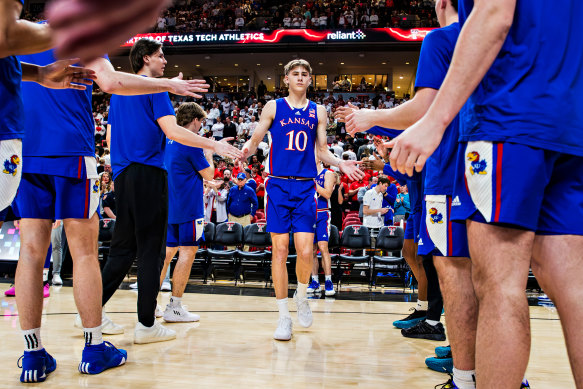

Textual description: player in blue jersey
[388,0,582,387]
[240,59,363,341]
[14,36,217,381]
[102,39,241,345]
[159,102,217,323]
[307,161,336,296]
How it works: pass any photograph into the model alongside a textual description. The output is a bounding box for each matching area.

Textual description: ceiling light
[195,64,200,67]
[397,86,401,89]
[278,62,283,66]
[234,64,238,67]
[318,62,323,65]
[381,62,386,65]
[239,78,243,81]
[340,62,344,65]
[256,63,261,66]
[174,65,178,67]
[223,78,227,81]
[204,56,211,60]
[116,66,121,69]
[399,76,403,79]
[267,77,271,80]
[406,62,410,64]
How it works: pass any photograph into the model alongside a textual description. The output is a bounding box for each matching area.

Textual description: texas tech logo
[226,222,235,231]
[352,225,361,234]
[102,219,111,228]
[387,226,396,236]
[256,223,266,232]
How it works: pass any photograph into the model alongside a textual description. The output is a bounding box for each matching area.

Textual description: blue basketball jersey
[315,169,331,210]
[459,0,583,156]
[0,56,23,141]
[266,98,318,178]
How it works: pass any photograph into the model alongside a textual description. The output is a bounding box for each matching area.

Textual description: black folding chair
[190,222,215,284]
[237,223,272,284]
[98,218,115,269]
[335,225,372,289]
[207,222,244,284]
[372,226,405,288]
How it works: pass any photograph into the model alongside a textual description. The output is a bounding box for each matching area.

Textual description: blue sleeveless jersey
[315,169,331,210]
[266,98,318,178]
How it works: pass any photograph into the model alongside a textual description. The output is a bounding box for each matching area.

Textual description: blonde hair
[284,59,312,75]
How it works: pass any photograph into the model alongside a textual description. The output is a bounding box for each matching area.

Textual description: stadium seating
[372,226,406,287]
[335,225,372,288]
[238,223,271,285]
[207,222,244,284]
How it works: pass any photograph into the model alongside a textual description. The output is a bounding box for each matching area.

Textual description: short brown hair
[284,59,312,75]
[378,176,390,186]
[176,102,207,127]
[129,38,162,74]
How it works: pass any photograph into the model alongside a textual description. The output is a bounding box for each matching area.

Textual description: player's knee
[297,246,313,260]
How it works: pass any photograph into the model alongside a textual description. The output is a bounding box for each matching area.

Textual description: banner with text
[121,28,434,48]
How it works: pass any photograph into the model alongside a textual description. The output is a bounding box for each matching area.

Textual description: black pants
[101,164,168,327]
[422,254,443,322]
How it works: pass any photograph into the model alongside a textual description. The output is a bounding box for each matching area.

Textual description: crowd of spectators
[152,0,438,33]
[92,87,410,231]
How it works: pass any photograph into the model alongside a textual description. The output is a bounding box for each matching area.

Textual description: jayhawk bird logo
[429,208,443,224]
[467,151,487,175]
[3,154,20,176]
[92,180,99,193]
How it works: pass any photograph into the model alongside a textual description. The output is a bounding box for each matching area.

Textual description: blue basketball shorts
[264,177,317,234]
[314,210,331,243]
[451,141,583,235]
[0,206,8,222]
[0,139,22,211]
[404,211,420,242]
[16,173,100,220]
[166,218,205,247]
[417,195,470,257]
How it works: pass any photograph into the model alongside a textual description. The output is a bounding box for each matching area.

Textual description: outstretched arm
[239,100,275,162]
[0,0,52,57]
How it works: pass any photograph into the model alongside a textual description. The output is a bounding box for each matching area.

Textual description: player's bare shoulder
[261,99,277,121]
[316,103,328,124]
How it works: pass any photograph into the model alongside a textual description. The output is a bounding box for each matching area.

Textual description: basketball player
[101,38,241,344]
[14,34,214,382]
[387,0,581,387]
[307,161,336,296]
[240,59,363,340]
[159,102,218,322]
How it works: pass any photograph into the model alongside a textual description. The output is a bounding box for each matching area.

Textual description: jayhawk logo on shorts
[429,208,443,224]
[467,151,487,175]
[3,154,19,176]
[92,180,100,193]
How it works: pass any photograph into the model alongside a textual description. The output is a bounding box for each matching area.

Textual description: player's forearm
[316,185,332,199]
[97,69,174,95]
[104,208,116,219]
[317,146,341,168]
[167,123,216,151]
[0,19,53,57]
[20,63,42,82]
[371,100,426,130]
[424,1,514,129]
[242,131,263,157]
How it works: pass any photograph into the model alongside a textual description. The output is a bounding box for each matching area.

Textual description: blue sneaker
[522,380,530,388]
[18,349,57,383]
[307,279,320,293]
[435,376,458,388]
[425,355,453,374]
[324,279,335,296]
[435,345,451,358]
[392,308,427,329]
[79,341,127,375]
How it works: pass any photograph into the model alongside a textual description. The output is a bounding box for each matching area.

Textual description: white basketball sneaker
[163,304,200,322]
[134,321,176,344]
[74,309,124,335]
[160,280,172,292]
[273,316,293,341]
[155,304,164,318]
[293,291,313,328]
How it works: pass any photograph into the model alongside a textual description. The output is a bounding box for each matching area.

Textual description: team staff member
[227,173,258,228]
[160,102,216,323]
[103,38,241,344]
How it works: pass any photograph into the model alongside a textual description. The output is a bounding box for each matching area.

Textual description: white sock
[22,328,42,351]
[522,376,528,385]
[416,300,428,311]
[311,275,319,283]
[426,319,440,326]
[42,269,49,283]
[276,298,290,318]
[170,296,182,307]
[296,282,308,300]
[84,326,103,346]
[325,275,332,282]
[453,367,476,389]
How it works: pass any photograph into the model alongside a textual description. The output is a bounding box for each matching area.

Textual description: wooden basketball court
[0,284,574,388]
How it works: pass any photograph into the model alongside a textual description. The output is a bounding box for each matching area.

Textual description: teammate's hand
[373,137,389,159]
[386,115,444,176]
[236,145,250,165]
[360,158,385,172]
[338,160,364,181]
[47,0,172,62]
[380,208,389,215]
[213,138,242,160]
[346,108,375,136]
[168,72,209,98]
[334,102,358,122]
[37,58,97,90]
